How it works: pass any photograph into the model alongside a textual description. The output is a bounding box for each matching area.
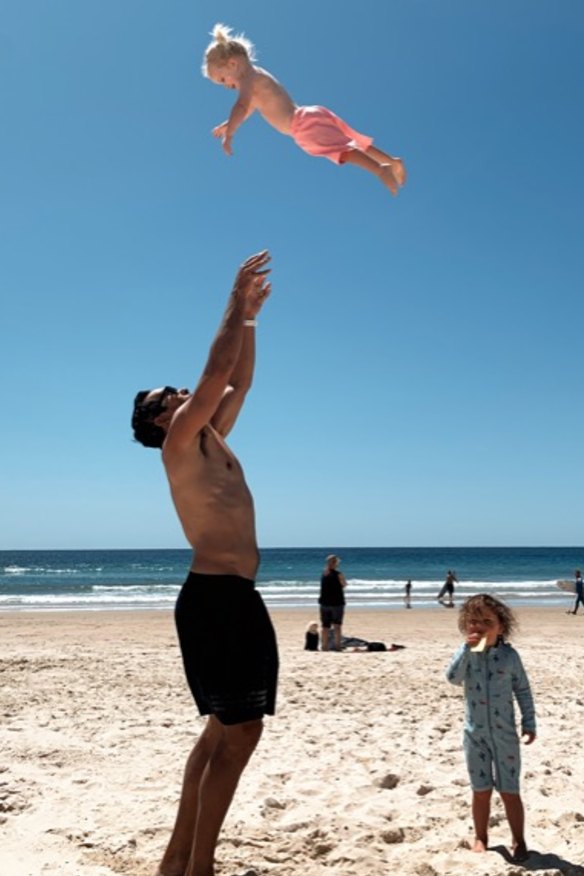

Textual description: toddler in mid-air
[446,594,536,862]
[202,24,406,196]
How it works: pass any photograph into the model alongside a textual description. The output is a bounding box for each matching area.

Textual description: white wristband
[243,319,257,327]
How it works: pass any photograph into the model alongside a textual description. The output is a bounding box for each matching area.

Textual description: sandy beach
[1,605,583,876]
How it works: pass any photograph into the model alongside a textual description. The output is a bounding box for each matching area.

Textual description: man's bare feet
[379,164,398,195]
[472,838,488,853]
[512,841,529,862]
[391,158,407,187]
[155,865,185,876]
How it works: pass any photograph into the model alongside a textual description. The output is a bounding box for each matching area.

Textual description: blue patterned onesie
[446,641,536,793]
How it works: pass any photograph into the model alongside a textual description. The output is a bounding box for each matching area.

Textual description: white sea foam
[3,565,83,576]
[0,592,178,609]
[0,569,571,612]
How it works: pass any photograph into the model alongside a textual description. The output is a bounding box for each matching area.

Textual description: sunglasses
[159,385,178,403]
[141,386,179,416]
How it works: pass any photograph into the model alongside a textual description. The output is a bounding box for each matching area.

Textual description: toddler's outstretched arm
[215,82,255,156]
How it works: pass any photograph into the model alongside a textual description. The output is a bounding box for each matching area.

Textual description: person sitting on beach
[202,23,406,196]
[304,621,319,651]
[342,635,405,652]
[318,554,347,651]
[445,594,536,863]
[569,569,584,615]
[131,251,278,876]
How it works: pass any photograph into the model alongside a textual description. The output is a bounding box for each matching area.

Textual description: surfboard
[556,579,576,594]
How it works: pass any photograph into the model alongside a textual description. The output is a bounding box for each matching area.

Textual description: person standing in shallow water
[437,569,458,606]
[131,251,278,876]
[569,569,584,615]
[318,555,347,651]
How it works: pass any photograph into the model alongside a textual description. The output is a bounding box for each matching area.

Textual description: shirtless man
[131,250,278,876]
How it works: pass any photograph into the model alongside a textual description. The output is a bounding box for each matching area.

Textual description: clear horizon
[2,544,582,553]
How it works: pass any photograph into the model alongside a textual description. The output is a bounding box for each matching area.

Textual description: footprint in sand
[375,772,400,789]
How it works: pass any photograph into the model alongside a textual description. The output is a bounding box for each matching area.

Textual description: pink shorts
[290,105,373,165]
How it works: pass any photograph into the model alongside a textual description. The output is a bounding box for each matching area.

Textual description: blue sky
[2,0,583,549]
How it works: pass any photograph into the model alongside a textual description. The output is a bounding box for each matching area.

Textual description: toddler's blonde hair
[202,23,256,77]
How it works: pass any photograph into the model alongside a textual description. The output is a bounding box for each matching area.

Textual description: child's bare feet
[391,157,407,187]
[391,158,408,188]
[512,841,529,862]
[472,838,488,853]
[379,164,398,195]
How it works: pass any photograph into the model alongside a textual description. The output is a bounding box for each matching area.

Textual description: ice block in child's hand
[471,636,487,652]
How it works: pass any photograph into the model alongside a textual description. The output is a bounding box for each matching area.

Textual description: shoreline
[0,594,575,616]
[0,599,576,619]
[2,606,583,875]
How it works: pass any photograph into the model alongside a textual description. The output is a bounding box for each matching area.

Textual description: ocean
[0,547,580,612]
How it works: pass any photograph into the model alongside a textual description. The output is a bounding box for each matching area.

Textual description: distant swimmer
[203,23,407,197]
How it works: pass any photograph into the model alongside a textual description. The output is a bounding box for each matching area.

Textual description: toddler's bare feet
[391,158,408,188]
[472,838,488,853]
[391,158,407,187]
[512,841,529,862]
[379,164,398,196]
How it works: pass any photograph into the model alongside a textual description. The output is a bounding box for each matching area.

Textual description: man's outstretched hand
[235,250,272,319]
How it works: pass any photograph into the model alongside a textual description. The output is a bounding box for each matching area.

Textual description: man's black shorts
[175,572,278,725]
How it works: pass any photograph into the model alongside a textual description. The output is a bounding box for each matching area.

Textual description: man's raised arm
[210,270,271,437]
[164,251,271,451]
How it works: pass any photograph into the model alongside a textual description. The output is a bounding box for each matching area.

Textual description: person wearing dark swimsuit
[319,554,348,651]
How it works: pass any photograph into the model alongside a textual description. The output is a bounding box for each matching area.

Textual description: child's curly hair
[202,23,256,77]
[457,593,518,640]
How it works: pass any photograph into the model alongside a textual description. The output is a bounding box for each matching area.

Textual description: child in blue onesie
[446,594,536,862]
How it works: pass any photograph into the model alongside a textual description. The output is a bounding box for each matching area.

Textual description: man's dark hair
[131,390,166,449]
